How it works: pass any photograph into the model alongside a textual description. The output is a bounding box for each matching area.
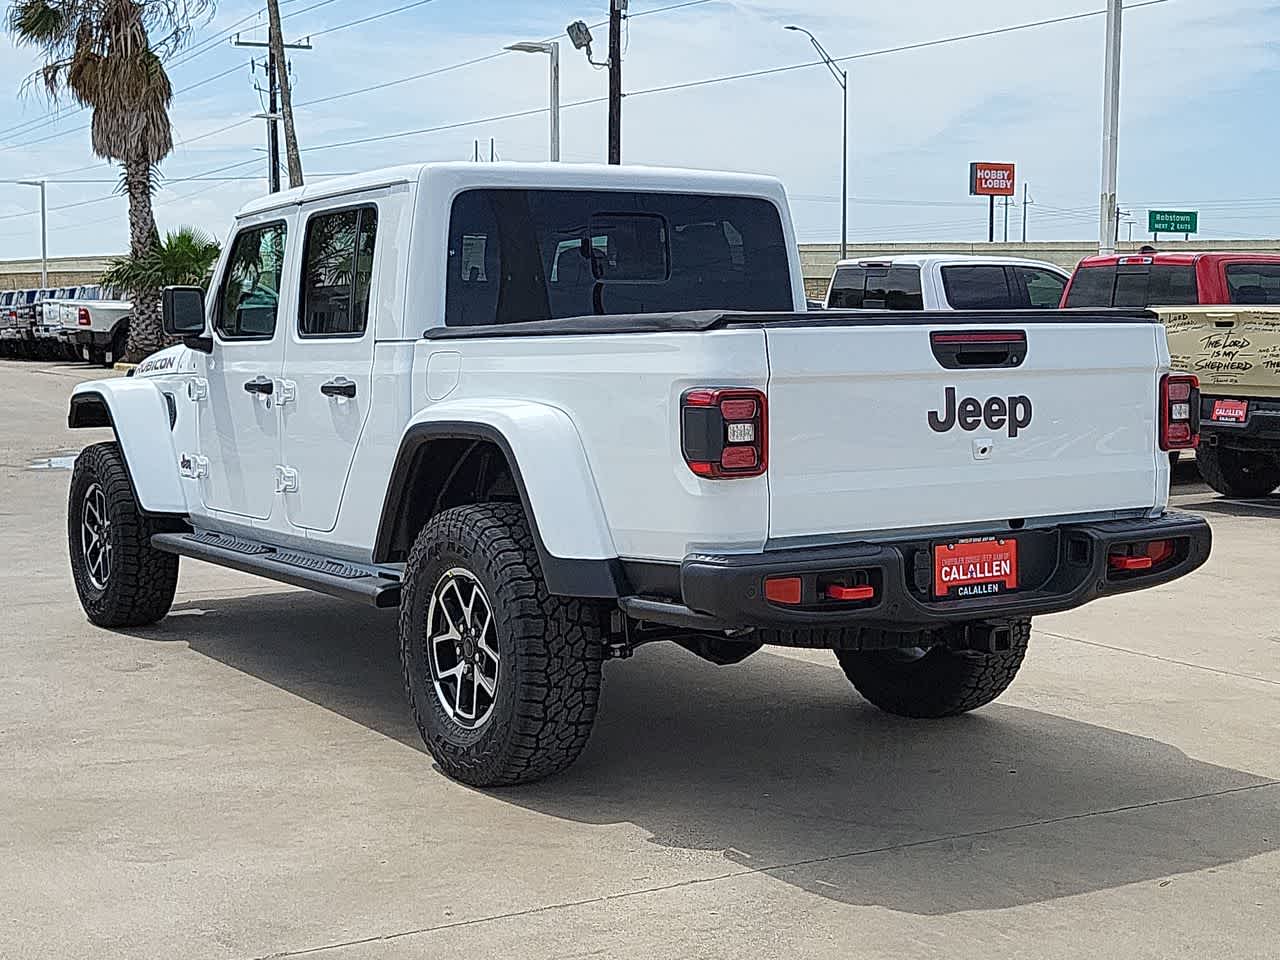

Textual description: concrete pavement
[1,358,1277,960]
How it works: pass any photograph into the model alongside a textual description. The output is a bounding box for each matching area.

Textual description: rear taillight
[1160,374,1199,451]
[77,307,91,326]
[681,387,767,479]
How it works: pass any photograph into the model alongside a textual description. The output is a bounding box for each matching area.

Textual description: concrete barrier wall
[798,239,1280,299]
[0,255,115,290]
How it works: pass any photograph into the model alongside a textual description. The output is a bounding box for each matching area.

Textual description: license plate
[934,538,1018,599]
[1211,399,1248,423]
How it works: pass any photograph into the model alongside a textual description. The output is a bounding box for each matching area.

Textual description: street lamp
[2,179,48,287]
[786,25,848,260]
[506,41,561,162]
[1098,0,1122,255]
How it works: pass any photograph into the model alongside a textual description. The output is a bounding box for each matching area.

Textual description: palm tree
[7,0,210,361]
[101,224,220,291]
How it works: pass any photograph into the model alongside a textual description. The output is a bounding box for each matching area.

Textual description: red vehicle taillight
[681,387,767,479]
[77,307,91,326]
[1160,374,1199,451]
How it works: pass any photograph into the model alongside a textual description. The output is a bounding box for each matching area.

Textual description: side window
[1016,267,1067,308]
[299,206,378,337]
[216,222,287,340]
[1226,264,1280,305]
[827,266,866,308]
[942,265,1013,309]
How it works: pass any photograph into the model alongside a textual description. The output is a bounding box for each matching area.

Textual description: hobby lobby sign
[969,162,1016,197]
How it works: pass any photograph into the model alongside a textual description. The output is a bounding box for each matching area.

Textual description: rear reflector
[765,577,802,605]
[1109,539,1176,572]
[825,584,875,601]
[1109,555,1154,571]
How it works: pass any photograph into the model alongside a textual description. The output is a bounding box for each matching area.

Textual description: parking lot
[2,356,1278,960]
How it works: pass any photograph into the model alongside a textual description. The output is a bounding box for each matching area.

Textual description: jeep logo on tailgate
[928,387,1032,437]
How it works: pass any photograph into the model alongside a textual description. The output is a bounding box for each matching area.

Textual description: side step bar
[151,531,402,608]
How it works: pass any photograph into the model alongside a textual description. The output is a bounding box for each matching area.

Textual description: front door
[196,217,291,521]
[280,200,380,532]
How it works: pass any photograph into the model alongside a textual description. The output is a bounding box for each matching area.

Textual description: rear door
[280,198,381,533]
[763,318,1164,540]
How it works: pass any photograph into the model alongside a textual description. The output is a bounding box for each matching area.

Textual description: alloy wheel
[426,568,500,728]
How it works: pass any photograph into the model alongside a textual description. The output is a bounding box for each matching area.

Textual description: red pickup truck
[1061,252,1280,307]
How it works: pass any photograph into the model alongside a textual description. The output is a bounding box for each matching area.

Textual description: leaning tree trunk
[123,155,163,363]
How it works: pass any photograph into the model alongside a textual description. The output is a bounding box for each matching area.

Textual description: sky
[0,0,1278,260]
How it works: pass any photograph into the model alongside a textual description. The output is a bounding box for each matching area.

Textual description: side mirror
[162,286,206,336]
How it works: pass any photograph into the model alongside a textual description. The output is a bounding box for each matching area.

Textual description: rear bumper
[670,513,1211,630]
[1200,395,1280,448]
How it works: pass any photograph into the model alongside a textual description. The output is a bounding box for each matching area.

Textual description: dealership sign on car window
[969,162,1016,197]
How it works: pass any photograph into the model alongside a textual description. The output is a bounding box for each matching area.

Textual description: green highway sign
[1148,209,1198,234]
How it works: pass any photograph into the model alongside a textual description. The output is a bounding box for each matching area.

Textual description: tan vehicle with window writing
[1159,305,1280,497]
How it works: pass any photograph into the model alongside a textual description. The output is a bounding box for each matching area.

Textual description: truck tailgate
[764,318,1163,540]
[1161,305,1280,398]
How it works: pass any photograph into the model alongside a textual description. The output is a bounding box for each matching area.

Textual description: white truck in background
[825,255,1069,311]
[65,162,1210,787]
[57,286,132,366]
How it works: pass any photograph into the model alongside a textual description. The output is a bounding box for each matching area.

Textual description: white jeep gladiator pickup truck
[66,162,1211,786]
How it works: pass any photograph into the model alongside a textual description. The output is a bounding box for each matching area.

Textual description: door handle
[320,377,357,399]
[243,376,274,395]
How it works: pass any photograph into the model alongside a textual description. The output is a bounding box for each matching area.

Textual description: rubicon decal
[928,386,1032,438]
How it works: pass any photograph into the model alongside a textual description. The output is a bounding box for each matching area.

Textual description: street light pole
[1098,0,1122,255]
[506,41,561,161]
[5,179,48,286]
[786,25,848,260]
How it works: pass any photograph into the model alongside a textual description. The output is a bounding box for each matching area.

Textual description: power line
[626,0,1169,102]
[302,0,439,40]
[0,0,339,147]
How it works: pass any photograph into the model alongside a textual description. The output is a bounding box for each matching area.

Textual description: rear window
[942,265,1014,309]
[826,265,922,310]
[1065,263,1198,307]
[1225,263,1280,305]
[445,189,793,326]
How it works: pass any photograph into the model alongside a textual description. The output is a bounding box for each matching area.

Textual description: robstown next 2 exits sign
[969,162,1016,197]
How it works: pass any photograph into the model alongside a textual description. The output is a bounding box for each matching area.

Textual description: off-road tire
[68,441,179,627]
[835,619,1031,718]
[399,502,605,787]
[1196,444,1280,499]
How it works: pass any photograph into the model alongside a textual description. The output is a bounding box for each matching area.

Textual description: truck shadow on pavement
[165,591,1278,917]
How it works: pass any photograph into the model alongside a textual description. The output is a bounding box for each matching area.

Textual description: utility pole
[1098,0,1122,254]
[608,0,625,164]
[1021,183,1031,243]
[233,22,311,192]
